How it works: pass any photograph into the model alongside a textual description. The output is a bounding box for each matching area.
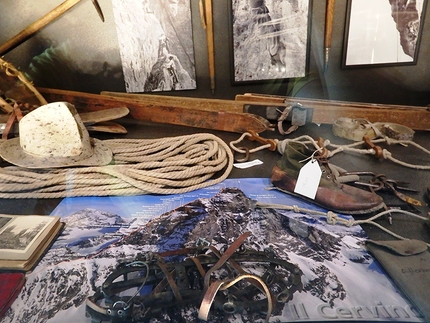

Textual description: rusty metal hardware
[86,233,303,322]
[363,136,384,159]
[247,130,278,151]
[91,0,105,22]
[277,103,310,135]
[230,131,278,162]
[341,171,422,207]
[233,146,250,163]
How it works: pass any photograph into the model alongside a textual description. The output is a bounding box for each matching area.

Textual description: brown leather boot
[270,141,385,214]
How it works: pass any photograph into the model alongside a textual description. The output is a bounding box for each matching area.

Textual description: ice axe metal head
[91,0,105,22]
[0,0,105,56]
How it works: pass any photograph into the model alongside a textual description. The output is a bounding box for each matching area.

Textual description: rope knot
[382,149,391,159]
[292,205,300,213]
[326,211,338,224]
[326,212,355,227]
[385,137,395,145]
[344,218,355,227]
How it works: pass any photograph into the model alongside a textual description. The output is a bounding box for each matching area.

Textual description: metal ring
[234,147,249,162]
[222,301,237,314]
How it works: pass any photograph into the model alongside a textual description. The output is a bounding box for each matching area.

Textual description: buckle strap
[203,231,251,291]
[155,258,183,303]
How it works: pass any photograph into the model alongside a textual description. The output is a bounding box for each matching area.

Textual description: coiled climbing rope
[0,133,233,198]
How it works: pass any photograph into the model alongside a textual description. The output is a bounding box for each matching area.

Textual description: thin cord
[277,135,430,170]
[256,202,430,248]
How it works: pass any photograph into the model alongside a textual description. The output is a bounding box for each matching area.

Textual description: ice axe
[0,0,104,56]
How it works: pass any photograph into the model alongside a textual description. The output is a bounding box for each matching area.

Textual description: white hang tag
[294,159,322,199]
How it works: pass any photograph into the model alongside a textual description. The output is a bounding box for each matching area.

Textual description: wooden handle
[0,0,82,55]
[203,0,215,94]
[324,0,335,49]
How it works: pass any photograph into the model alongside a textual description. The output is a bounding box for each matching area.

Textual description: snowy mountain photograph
[111,0,196,92]
[1,179,424,323]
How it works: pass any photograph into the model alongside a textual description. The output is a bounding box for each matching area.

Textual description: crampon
[86,232,303,323]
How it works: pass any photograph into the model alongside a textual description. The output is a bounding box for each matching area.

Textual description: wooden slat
[101,91,244,113]
[86,122,127,134]
[79,107,129,125]
[236,93,430,131]
[38,88,274,133]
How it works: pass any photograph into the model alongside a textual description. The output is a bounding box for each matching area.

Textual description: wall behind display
[0,0,429,106]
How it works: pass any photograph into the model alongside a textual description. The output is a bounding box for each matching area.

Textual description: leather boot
[270,141,385,214]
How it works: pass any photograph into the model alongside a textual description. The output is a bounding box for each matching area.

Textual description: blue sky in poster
[9,177,419,323]
[51,178,328,220]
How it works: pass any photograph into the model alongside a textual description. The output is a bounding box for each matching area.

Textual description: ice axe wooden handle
[0,0,103,56]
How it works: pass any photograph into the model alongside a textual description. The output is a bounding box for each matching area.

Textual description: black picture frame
[229,0,312,84]
[343,0,427,68]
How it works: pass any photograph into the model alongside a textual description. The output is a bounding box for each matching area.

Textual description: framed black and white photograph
[111,0,196,92]
[343,0,427,68]
[230,0,312,84]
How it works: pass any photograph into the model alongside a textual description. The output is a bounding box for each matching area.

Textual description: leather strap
[332,117,414,141]
[155,258,183,303]
[2,105,22,140]
[85,233,303,322]
[199,273,273,322]
[203,231,251,290]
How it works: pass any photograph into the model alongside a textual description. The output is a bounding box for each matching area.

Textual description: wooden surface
[39,88,274,133]
[101,91,243,113]
[236,93,430,131]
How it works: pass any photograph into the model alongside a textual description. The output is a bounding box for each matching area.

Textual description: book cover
[0,215,64,271]
[0,272,25,319]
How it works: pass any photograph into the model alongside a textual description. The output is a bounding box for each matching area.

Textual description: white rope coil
[0,133,233,198]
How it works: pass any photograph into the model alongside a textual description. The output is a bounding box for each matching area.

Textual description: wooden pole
[201,0,215,94]
[324,0,335,71]
[0,0,83,55]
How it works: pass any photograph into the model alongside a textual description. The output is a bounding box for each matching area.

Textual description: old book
[0,214,64,271]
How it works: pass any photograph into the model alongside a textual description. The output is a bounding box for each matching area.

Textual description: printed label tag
[294,159,322,199]
[233,159,263,169]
